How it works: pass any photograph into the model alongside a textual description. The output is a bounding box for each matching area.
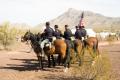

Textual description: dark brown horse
[21,31,43,69]
[74,37,99,66]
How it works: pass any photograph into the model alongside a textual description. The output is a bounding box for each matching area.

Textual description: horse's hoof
[64,67,68,72]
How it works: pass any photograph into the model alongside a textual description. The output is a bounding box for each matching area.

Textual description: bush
[68,53,113,80]
[0,22,18,50]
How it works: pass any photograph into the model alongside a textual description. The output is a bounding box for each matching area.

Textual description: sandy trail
[0,41,120,80]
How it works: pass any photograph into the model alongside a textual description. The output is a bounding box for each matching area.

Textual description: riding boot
[69,41,74,49]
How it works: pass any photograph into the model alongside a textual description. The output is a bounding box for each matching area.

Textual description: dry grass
[1,41,120,80]
[67,52,114,80]
[106,35,117,45]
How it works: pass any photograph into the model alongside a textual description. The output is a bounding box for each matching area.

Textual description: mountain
[36,8,120,32]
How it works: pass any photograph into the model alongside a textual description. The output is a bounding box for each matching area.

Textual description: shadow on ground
[0,58,62,71]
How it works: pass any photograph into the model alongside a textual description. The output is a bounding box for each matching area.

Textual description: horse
[21,31,43,70]
[40,33,71,69]
[73,37,99,66]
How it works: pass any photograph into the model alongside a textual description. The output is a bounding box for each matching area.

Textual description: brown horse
[43,39,67,67]
[84,37,99,56]
[74,37,99,66]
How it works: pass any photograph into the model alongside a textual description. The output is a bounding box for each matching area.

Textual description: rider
[79,25,87,40]
[63,25,73,69]
[75,26,82,40]
[43,22,54,48]
[74,26,83,56]
[64,25,73,40]
[53,25,63,39]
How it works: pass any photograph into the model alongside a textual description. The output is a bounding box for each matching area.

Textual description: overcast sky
[0,0,120,26]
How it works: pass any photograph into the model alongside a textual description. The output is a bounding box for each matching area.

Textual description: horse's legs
[63,48,71,73]
[48,55,51,67]
[68,52,71,68]
[40,56,43,69]
[51,55,56,67]
[57,54,61,65]
[93,43,96,53]
[87,46,97,66]
[68,62,70,68]
[96,49,100,56]
[64,48,71,68]
[64,40,71,68]
[87,46,95,58]
[37,54,43,69]
[78,47,84,66]
[93,40,100,57]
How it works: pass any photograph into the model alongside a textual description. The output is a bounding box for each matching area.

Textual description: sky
[0,0,120,26]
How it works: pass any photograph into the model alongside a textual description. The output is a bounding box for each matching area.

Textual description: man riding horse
[75,26,82,40]
[42,22,54,48]
[78,12,87,40]
[53,25,63,39]
[41,22,63,48]
[73,12,100,66]
[63,25,73,70]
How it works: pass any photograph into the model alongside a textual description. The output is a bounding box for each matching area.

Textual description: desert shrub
[106,35,116,41]
[68,53,113,80]
[0,22,19,50]
[106,35,117,45]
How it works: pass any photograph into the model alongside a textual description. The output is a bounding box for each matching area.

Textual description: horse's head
[21,31,32,42]
[36,32,41,41]
[40,33,46,41]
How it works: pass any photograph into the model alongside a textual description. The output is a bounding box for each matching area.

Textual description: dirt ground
[0,41,120,80]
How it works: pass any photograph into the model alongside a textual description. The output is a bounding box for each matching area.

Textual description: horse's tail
[96,39,98,49]
[93,39,98,53]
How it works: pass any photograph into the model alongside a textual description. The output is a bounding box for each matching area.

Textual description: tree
[0,22,17,49]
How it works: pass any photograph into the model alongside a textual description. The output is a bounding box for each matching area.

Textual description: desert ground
[0,41,120,80]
